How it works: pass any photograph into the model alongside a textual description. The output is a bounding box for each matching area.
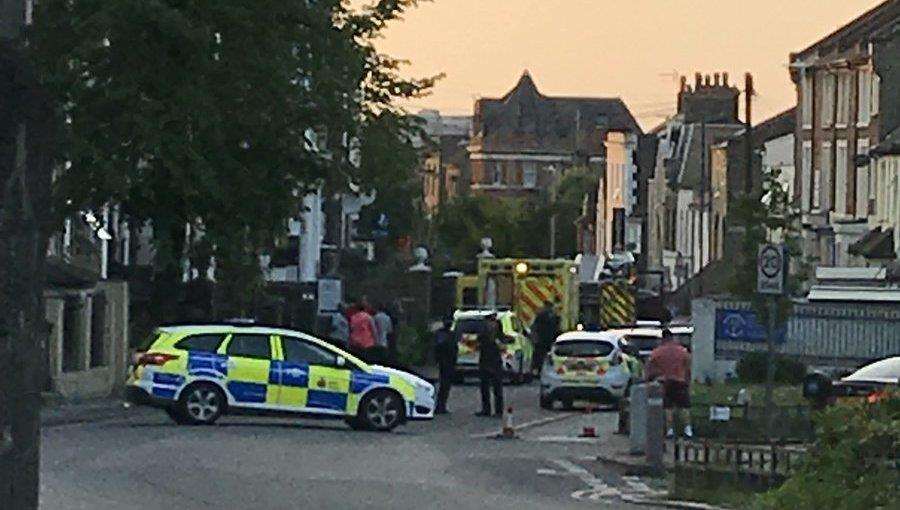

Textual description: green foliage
[754,395,900,510]
[736,352,808,384]
[396,324,430,367]
[433,166,596,266]
[30,0,438,311]
[727,165,805,326]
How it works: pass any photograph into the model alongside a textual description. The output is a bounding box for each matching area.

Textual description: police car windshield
[554,340,614,358]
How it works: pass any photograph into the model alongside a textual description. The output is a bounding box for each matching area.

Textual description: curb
[41,401,142,427]
[594,453,668,477]
[621,494,731,510]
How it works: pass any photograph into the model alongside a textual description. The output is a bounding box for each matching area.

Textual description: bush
[737,352,807,384]
[396,324,430,367]
[753,393,899,510]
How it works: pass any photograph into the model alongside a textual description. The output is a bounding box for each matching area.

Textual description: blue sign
[715,309,785,343]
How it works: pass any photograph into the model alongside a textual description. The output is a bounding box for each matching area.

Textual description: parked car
[803,356,899,405]
[452,309,533,383]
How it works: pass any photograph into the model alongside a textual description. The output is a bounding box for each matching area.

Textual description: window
[835,140,848,214]
[492,162,503,185]
[802,142,813,211]
[801,72,813,127]
[871,73,880,116]
[836,72,851,127]
[176,334,226,353]
[282,337,337,366]
[815,142,831,210]
[226,334,272,359]
[523,162,537,188]
[858,70,872,126]
[553,340,614,358]
[856,138,870,218]
[821,73,835,128]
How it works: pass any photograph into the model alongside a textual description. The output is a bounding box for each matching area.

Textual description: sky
[369,0,885,130]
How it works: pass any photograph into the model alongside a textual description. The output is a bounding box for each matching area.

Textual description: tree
[30,0,438,316]
[549,166,597,258]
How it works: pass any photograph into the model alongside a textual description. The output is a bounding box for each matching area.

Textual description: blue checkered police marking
[227,381,268,403]
[307,390,347,411]
[269,361,309,387]
[151,372,185,400]
[350,371,390,393]
[188,352,228,379]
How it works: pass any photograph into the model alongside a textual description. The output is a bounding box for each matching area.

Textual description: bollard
[629,383,648,455]
[645,382,665,472]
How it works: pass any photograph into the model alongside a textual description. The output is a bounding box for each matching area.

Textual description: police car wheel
[165,406,190,425]
[360,390,404,432]
[179,384,225,425]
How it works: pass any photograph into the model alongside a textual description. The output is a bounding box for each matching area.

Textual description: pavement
[39,381,698,510]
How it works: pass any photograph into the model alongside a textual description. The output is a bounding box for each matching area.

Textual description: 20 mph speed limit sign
[757,244,785,295]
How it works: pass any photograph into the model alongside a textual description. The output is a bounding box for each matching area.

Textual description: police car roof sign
[757,244,785,295]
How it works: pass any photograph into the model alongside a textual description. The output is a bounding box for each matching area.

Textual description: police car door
[221,333,279,406]
[278,336,351,415]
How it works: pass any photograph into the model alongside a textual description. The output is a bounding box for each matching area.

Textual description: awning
[848,227,895,259]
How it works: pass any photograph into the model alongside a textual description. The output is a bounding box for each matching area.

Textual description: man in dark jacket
[433,317,458,414]
[476,313,504,417]
[531,301,560,372]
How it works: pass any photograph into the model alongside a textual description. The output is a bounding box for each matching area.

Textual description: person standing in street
[348,298,377,362]
[531,301,560,373]
[329,303,350,349]
[372,302,394,366]
[476,313,504,417]
[644,328,692,438]
[433,317,458,414]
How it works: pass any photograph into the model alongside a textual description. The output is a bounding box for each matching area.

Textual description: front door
[221,333,277,405]
[277,336,351,414]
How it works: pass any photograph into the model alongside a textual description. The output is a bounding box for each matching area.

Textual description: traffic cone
[500,406,516,438]
[580,402,597,438]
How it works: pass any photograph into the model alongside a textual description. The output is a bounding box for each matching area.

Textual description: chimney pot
[695,72,702,89]
[680,75,687,92]
[704,74,711,87]
[714,72,721,86]
[723,72,729,86]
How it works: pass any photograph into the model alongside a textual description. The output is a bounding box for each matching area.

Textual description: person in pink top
[645,328,693,438]
[348,298,377,361]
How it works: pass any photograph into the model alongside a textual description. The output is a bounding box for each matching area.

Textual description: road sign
[757,244,785,295]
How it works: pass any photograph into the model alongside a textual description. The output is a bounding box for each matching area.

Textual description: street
[41,382,665,510]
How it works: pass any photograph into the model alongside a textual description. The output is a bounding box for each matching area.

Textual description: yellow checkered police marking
[600,281,635,328]
[519,277,563,327]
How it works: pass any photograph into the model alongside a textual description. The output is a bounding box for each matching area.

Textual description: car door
[221,333,278,406]
[278,336,351,415]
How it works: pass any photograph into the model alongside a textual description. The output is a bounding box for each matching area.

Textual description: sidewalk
[41,395,143,427]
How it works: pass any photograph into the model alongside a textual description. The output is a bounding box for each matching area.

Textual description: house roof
[753,107,796,144]
[471,71,641,155]
[792,0,900,61]
[849,226,896,259]
[872,128,900,156]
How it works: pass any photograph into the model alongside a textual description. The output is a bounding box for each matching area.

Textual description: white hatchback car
[539,331,638,409]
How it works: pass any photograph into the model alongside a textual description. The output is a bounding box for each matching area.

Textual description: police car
[126,324,435,431]
[452,309,533,383]
[539,331,639,409]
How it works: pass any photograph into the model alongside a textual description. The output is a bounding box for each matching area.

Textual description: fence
[673,439,806,481]
[687,403,814,443]
[693,297,900,382]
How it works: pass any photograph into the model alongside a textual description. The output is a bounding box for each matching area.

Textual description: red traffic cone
[580,402,597,437]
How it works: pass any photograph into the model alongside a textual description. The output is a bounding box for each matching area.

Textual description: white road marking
[549,458,669,504]
[534,436,600,444]
[469,412,577,439]
[536,468,560,476]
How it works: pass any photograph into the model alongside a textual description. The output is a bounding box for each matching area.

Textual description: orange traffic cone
[500,406,516,438]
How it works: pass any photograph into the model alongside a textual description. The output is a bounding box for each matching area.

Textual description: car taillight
[137,352,179,366]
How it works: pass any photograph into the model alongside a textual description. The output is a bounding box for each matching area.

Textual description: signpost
[757,244,785,443]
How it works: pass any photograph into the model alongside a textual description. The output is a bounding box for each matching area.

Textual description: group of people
[327,297,396,366]
[432,313,506,417]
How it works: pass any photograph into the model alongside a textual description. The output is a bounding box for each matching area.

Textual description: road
[41,381,665,510]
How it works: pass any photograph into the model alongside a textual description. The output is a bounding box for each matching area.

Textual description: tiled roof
[471,71,641,155]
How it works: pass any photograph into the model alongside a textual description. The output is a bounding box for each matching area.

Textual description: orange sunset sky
[369,0,885,130]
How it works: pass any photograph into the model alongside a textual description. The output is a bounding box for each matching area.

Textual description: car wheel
[360,390,405,432]
[344,416,370,431]
[165,406,190,425]
[178,383,226,425]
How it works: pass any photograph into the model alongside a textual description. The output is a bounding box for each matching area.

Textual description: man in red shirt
[348,298,377,362]
[645,329,693,438]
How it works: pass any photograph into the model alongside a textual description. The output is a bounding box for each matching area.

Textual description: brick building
[467,71,640,198]
[417,110,471,214]
[788,0,899,267]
